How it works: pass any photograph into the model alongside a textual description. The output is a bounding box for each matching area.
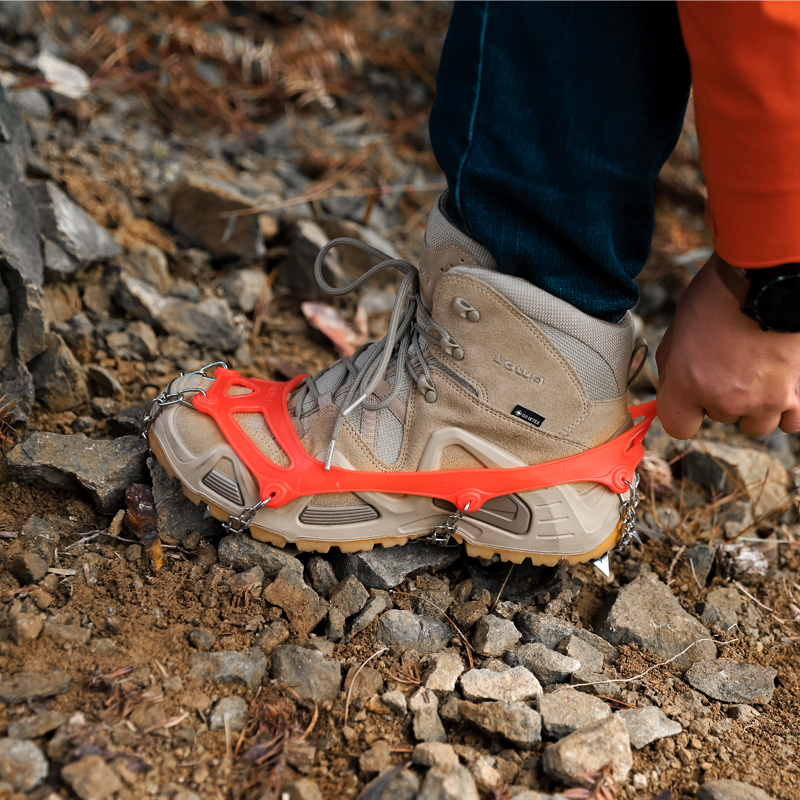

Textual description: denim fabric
[430,1,692,322]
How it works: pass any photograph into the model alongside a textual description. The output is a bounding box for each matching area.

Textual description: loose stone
[210,697,249,731]
[473,615,521,657]
[542,714,632,786]
[416,763,480,800]
[617,706,683,749]
[62,754,124,800]
[506,643,581,685]
[423,651,466,692]
[458,700,542,749]
[188,649,267,691]
[271,645,342,705]
[537,689,611,739]
[0,738,48,792]
[460,666,542,702]
[685,659,777,704]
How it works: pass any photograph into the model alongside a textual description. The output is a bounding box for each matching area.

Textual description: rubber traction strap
[193,368,656,511]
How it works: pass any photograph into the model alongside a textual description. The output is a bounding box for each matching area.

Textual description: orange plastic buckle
[193,368,656,512]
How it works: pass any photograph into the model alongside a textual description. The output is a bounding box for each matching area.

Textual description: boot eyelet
[439,334,465,361]
[453,297,480,322]
[416,375,438,403]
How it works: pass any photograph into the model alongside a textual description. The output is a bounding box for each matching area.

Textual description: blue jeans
[430,1,692,322]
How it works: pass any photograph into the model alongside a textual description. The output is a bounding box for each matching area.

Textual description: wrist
[714,256,800,333]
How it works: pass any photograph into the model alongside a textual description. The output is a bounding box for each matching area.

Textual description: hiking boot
[146,192,644,566]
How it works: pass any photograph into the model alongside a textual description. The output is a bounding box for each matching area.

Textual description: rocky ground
[0,4,798,800]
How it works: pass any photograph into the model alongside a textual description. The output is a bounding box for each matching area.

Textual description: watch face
[753,273,800,333]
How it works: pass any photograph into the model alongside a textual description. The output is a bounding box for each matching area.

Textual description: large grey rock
[542,713,632,787]
[170,174,266,260]
[698,779,775,800]
[685,659,777,704]
[473,615,521,657]
[617,706,683,749]
[32,182,121,264]
[271,645,342,704]
[62,754,123,800]
[0,670,71,702]
[515,611,574,649]
[458,700,542,749]
[28,333,89,411]
[686,441,789,518]
[148,457,220,544]
[0,358,33,423]
[262,565,329,637]
[596,573,716,669]
[375,610,451,653]
[537,689,611,739]
[118,274,243,351]
[333,542,459,590]
[416,763,480,800]
[459,666,542,702]
[506,643,581,685]
[0,738,48,792]
[188,649,267,691]
[218,533,301,578]
[6,432,149,513]
[279,219,343,299]
[0,97,45,365]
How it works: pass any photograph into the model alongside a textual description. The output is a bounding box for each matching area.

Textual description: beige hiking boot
[146,192,639,567]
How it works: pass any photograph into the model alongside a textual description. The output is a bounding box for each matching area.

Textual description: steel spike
[203,506,212,520]
[592,552,611,578]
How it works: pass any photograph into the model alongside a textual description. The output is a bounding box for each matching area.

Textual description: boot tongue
[417,192,497,309]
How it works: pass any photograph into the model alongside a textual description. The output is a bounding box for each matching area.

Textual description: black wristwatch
[716,260,800,333]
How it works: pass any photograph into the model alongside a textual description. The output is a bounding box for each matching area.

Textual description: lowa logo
[493,354,544,384]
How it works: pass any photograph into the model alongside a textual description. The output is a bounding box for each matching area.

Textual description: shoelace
[292,237,458,470]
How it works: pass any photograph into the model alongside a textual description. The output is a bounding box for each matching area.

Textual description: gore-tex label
[512,405,545,427]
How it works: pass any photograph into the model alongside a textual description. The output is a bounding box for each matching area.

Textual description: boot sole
[149,428,622,567]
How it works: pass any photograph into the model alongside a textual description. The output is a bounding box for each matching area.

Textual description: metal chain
[427,502,470,547]
[617,474,642,550]
[224,498,271,534]
[141,362,226,439]
[140,388,207,440]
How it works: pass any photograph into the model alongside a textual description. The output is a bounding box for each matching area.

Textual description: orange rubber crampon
[192,368,657,518]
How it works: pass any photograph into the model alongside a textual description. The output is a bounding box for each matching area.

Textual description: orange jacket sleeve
[677,1,800,268]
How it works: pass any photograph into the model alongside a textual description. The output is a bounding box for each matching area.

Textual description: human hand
[655,253,800,438]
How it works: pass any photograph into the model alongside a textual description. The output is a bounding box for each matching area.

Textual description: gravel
[217,533,301,578]
[61,754,124,800]
[698,779,776,800]
[423,650,466,692]
[261,565,329,637]
[210,696,249,731]
[416,763,480,800]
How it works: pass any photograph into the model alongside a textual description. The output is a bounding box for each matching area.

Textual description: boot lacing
[295,237,462,470]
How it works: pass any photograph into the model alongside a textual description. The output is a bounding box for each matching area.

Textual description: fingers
[738,413,784,438]
[657,376,705,439]
[779,408,800,434]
